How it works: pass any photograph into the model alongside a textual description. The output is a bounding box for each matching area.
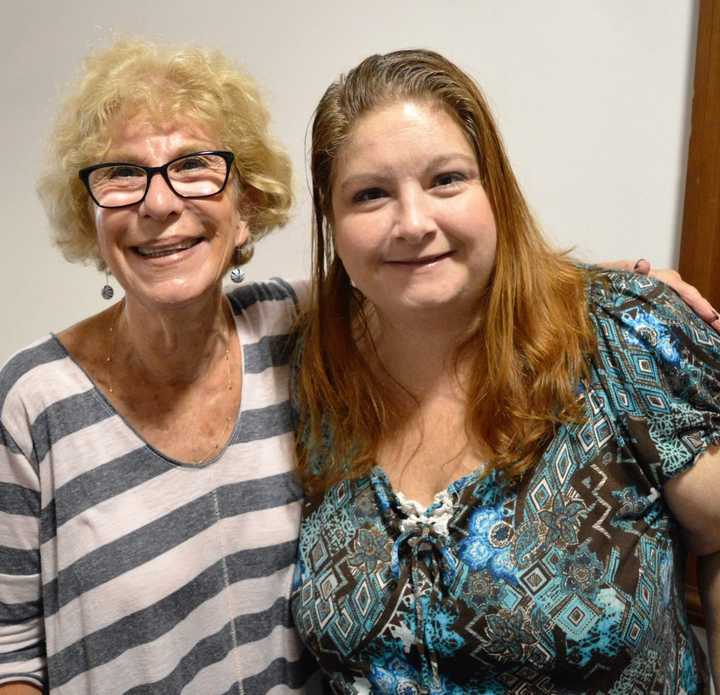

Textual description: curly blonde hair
[38,38,293,268]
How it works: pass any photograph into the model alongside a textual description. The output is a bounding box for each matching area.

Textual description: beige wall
[0,0,697,360]
[0,0,712,684]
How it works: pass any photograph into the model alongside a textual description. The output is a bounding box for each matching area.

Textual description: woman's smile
[331,99,497,322]
[384,250,456,268]
[95,117,248,309]
[132,236,205,259]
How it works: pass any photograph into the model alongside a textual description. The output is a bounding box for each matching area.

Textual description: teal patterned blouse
[291,270,720,694]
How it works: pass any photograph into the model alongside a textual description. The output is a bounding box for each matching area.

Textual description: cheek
[334,225,368,278]
[94,209,131,265]
[209,196,247,245]
[483,226,498,261]
[334,211,385,257]
[468,228,497,277]
[95,207,124,238]
[94,213,113,255]
[461,200,497,261]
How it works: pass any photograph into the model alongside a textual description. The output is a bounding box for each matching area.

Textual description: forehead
[105,114,221,161]
[335,100,476,174]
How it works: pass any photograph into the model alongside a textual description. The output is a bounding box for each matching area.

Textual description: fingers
[709,309,720,333]
[597,259,639,272]
[650,269,720,333]
[595,259,719,333]
[633,258,651,275]
[597,258,651,273]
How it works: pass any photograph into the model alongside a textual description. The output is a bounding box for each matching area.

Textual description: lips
[133,237,204,258]
[386,251,454,265]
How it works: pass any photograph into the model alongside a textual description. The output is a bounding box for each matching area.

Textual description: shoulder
[54,306,116,381]
[227,278,309,320]
[227,280,308,363]
[584,267,720,482]
[1,310,112,411]
[586,265,720,373]
[0,335,70,410]
[586,267,720,360]
[0,335,77,462]
[586,267,706,329]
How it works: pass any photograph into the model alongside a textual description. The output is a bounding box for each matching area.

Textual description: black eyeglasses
[79,151,235,209]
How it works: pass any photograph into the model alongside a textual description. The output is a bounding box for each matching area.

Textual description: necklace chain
[106,297,235,464]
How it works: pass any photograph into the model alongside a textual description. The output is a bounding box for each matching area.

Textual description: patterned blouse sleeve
[588,269,720,488]
[0,362,46,688]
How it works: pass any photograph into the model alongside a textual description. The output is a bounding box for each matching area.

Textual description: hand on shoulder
[599,259,720,333]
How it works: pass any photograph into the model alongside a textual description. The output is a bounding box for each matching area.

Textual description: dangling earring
[101,271,114,300]
[230,240,253,283]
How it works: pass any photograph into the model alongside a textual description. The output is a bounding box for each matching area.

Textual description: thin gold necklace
[106,297,235,464]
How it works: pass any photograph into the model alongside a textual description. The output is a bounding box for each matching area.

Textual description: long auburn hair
[296,49,596,494]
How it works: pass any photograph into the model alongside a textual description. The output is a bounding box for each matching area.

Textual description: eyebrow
[337,153,478,193]
[102,143,217,164]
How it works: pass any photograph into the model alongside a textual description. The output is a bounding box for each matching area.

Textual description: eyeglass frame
[78,150,236,209]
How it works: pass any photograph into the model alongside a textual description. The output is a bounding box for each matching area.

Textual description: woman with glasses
[0,40,320,694]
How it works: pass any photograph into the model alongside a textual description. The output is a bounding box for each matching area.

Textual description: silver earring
[230,242,251,283]
[101,271,114,300]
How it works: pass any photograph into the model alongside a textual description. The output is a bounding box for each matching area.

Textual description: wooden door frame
[680,0,720,628]
[679,0,720,309]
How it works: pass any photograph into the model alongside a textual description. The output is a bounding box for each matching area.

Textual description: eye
[107,165,144,180]
[433,172,466,188]
[353,187,387,204]
[174,155,211,171]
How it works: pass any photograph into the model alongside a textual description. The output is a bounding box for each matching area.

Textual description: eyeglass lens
[87,153,229,207]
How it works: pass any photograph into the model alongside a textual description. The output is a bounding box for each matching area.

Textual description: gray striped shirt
[0,279,320,694]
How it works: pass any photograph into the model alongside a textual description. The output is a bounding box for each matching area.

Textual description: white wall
[0,0,697,363]
[0,0,712,684]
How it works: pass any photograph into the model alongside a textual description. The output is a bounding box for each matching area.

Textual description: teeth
[135,239,198,258]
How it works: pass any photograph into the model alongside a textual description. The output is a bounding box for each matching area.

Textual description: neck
[115,290,233,386]
[371,305,473,397]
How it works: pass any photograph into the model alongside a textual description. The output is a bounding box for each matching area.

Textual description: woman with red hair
[293,49,720,693]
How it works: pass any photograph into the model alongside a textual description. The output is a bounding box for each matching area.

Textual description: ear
[234,216,250,248]
[233,184,258,248]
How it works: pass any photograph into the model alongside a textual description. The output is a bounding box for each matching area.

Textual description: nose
[139,171,184,220]
[394,187,436,242]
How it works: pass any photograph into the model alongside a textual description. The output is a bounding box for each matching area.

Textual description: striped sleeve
[0,415,45,687]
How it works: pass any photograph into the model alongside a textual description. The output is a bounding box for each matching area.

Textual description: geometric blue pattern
[292,270,720,693]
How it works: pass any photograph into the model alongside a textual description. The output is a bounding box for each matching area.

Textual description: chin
[126,279,222,310]
[395,289,481,317]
